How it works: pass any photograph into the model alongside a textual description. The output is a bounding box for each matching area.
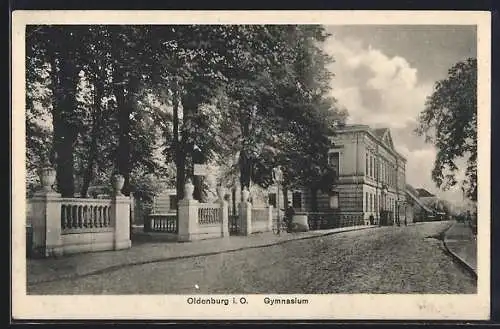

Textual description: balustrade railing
[148,213,178,233]
[60,198,113,233]
[251,208,268,222]
[198,204,221,225]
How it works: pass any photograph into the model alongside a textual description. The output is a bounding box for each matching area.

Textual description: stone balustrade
[148,213,178,233]
[177,181,229,242]
[27,170,131,258]
[198,204,222,225]
[60,198,113,233]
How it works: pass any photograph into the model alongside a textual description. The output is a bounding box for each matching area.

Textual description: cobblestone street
[28,221,476,294]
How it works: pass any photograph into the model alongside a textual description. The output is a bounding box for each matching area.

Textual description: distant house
[405,184,435,222]
[405,186,450,222]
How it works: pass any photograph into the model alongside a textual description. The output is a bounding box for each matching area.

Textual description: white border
[12,10,491,320]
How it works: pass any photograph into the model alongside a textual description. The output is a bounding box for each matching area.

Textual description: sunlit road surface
[28,221,476,294]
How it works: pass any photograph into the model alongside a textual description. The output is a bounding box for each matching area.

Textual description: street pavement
[27,225,375,285]
[27,221,476,294]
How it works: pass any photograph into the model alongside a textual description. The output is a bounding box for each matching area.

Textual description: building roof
[405,184,434,213]
[334,124,405,161]
[406,184,419,197]
[416,188,435,197]
[372,128,389,139]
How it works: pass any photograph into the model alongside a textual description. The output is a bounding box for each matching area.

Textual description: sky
[323,25,477,206]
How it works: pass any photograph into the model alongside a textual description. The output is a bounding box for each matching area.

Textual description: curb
[441,222,477,279]
[28,225,378,286]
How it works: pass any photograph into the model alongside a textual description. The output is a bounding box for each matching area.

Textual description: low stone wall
[61,231,116,255]
[28,191,131,258]
[177,198,229,242]
[251,207,272,233]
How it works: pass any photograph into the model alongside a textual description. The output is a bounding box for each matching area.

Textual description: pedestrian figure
[285,201,295,232]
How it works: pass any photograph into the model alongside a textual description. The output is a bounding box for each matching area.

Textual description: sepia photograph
[12,10,491,320]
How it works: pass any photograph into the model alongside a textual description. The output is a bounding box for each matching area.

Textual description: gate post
[178,180,199,242]
[267,205,273,232]
[111,195,132,250]
[30,190,63,257]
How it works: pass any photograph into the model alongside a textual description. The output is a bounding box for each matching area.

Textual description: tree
[215,25,346,197]
[416,58,477,201]
[26,26,89,197]
[26,26,175,197]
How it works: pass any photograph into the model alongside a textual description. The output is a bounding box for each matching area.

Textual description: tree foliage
[26,25,347,203]
[416,58,477,201]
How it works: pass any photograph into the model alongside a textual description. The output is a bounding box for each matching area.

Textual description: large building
[329,124,407,225]
[270,124,408,225]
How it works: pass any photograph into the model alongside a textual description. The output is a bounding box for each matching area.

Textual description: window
[370,194,373,212]
[365,192,369,212]
[292,192,302,209]
[370,156,374,178]
[268,193,277,207]
[366,153,369,177]
[169,195,178,210]
[329,192,339,209]
[329,152,340,178]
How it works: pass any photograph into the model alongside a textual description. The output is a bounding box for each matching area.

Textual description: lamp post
[272,166,284,235]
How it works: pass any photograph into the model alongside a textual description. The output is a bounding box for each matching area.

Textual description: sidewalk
[443,220,477,276]
[27,225,378,285]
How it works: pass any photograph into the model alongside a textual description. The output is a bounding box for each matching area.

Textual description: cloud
[325,36,432,129]
[324,36,465,206]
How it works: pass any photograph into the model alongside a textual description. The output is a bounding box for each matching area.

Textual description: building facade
[287,124,408,225]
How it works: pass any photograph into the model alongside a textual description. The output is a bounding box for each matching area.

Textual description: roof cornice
[333,125,407,162]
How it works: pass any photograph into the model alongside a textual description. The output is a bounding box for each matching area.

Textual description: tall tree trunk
[239,151,252,191]
[80,78,105,197]
[52,118,77,197]
[239,117,252,191]
[51,57,79,197]
[180,93,199,200]
[80,136,98,197]
[114,76,139,196]
[283,185,289,209]
[310,187,318,212]
[172,86,183,202]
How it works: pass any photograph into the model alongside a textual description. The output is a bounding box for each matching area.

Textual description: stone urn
[38,166,56,192]
[184,179,194,200]
[216,185,226,202]
[112,173,125,196]
[241,187,250,203]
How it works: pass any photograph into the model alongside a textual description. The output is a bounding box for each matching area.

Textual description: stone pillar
[30,190,63,257]
[177,199,199,242]
[220,200,229,237]
[178,180,199,242]
[112,195,132,250]
[267,205,273,232]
